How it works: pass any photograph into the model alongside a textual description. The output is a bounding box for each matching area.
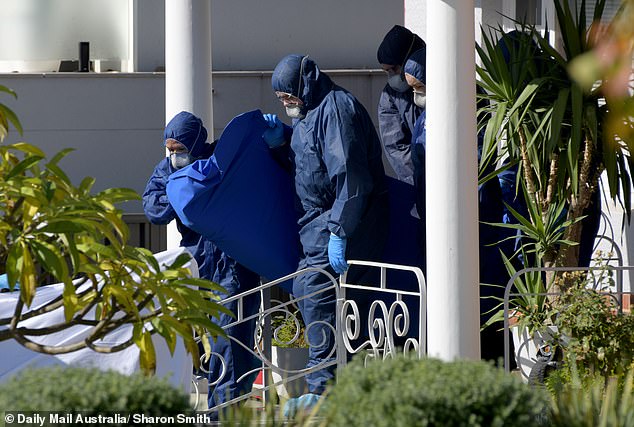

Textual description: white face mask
[285,105,305,119]
[387,72,411,93]
[413,91,427,108]
[170,152,192,169]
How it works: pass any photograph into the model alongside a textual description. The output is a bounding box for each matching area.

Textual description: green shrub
[321,355,548,427]
[548,370,634,427]
[0,366,192,416]
[0,93,226,373]
[553,274,634,384]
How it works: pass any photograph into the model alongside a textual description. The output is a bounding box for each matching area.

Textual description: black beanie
[377,25,426,66]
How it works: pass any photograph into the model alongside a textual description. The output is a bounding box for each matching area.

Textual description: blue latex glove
[262,113,286,148]
[328,233,348,274]
[283,393,322,418]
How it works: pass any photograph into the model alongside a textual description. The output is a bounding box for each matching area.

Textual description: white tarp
[0,247,195,391]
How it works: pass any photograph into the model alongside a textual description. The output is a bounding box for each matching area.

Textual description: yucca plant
[477,0,632,292]
[0,89,228,374]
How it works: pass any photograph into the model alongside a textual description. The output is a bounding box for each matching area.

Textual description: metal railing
[502,264,632,379]
[502,224,627,379]
[338,260,427,365]
[192,260,426,414]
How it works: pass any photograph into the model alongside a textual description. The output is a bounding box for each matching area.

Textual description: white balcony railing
[192,260,426,414]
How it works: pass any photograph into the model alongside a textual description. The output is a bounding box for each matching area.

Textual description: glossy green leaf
[47,148,74,167]
[104,285,139,318]
[5,156,44,180]
[0,103,23,136]
[7,142,46,158]
[78,176,96,194]
[62,281,80,323]
[19,241,37,307]
[30,240,68,283]
[96,187,141,204]
[39,220,94,234]
[549,88,570,152]
[151,317,177,355]
[136,329,157,375]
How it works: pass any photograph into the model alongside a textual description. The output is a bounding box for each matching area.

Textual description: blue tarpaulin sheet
[167,110,300,289]
[167,109,425,297]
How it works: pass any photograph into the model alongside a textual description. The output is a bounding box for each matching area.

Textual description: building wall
[0,73,164,213]
[0,1,513,215]
[0,70,387,214]
[134,0,165,73]
[136,0,402,72]
[481,0,506,33]
[0,1,513,214]
[405,0,427,39]
[209,0,402,71]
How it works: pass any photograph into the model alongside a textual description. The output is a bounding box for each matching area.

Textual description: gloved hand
[262,113,286,148]
[328,233,348,274]
[283,393,322,418]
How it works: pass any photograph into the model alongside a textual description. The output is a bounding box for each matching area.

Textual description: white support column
[164,0,213,249]
[426,0,481,360]
[474,0,483,56]
[502,0,517,32]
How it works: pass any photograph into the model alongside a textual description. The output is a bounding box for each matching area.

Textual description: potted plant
[270,309,309,398]
[488,249,632,384]
[546,264,634,387]
[483,246,557,380]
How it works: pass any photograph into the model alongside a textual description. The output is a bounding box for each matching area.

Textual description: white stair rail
[193,260,427,413]
[193,267,339,413]
[338,260,427,367]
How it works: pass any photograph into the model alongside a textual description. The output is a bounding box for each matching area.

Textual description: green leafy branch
[0,90,228,375]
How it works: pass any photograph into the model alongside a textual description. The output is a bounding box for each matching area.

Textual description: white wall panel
[0,74,164,213]
[0,71,388,213]
[134,0,401,72]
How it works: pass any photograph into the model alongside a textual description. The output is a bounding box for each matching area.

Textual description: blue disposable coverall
[377,25,426,184]
[271,55,389,393]
[142,111,260,409]
[403,48,427,227]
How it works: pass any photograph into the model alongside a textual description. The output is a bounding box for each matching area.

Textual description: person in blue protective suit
[143,112,217,280]
[262,54,389,416]
[402,48,427,225]
[142,111,261,411]
[404,48,509,363]
[377,25,426,184]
